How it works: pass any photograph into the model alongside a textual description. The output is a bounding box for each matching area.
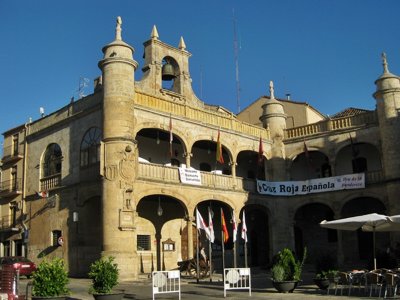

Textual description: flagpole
[233,239,237,268]
[196,216,200,283]
[208,205,213,282]
[244,241,248,268]
[208,237,212,282]
[221,208,225,280]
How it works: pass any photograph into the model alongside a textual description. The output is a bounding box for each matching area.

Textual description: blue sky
[1,0,400,137]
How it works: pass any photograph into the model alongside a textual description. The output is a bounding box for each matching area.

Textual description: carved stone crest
[105,165,118,181]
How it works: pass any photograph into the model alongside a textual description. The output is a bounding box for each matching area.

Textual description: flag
[169,115,173,157]
[208,207,215,243]
[37,191,48,198]
[221,208,229,243]
[231,210,237,243]
[216,129,224,164]
[241,210,248,243]
[258,136,264,165]
[196,208,211,240]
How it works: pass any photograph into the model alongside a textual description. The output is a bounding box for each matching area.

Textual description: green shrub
[32,258,70,297]
[316,269,338,279]
[271,247,307,281]
[88,256,119,294]
[271,264,285,281]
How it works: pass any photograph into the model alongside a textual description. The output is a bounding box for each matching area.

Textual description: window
[11,166,17,191]
[52,230,62,247]
[137,235,151,251]
[12,134,19,156]
[80,127,102,167]
[43,144,62,177]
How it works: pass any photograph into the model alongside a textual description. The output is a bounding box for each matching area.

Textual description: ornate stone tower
[98,17,138,279]
[136,25,203,107]
[373,53,400,214]
[259,81,287,180]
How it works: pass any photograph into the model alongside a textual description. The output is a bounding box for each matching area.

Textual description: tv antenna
[233,9,241,113]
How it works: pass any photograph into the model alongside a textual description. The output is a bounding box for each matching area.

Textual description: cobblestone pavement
[18,271,396,300]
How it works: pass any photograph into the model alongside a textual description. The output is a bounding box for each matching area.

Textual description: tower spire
[151,25,159,40]
[269,80,275,99]
[382,52,389,73]
[115,16,122,41]
[179,36,186,50]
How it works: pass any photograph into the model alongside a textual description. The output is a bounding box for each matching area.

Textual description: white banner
[179,168,202,185]
[257,173,365,196]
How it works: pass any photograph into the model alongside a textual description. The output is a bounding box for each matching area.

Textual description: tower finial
[151,25,159,40]
[179,36,186,50]
[269,81,275,99]
[115,16,122,40]
[382,52,389,73]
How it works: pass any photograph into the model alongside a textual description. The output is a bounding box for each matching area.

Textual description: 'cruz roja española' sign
[257,173,365,196]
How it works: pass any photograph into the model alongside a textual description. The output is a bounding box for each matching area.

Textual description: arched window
[43,144,62,177]
[80,127,102,167]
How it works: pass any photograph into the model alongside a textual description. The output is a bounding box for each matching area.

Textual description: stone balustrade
[135,92,270,140]
[285,111,377,139]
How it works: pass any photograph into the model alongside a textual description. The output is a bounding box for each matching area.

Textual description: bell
[162,62,175,81]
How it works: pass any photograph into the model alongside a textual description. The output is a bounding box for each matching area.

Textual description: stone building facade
[1,17,400,279]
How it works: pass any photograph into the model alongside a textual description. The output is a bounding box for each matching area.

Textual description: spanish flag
[216,129,224,164]
[221,208,229,243]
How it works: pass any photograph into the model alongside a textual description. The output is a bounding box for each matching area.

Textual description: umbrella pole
[373,226,377,270]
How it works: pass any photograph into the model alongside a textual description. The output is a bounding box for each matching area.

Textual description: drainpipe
[21,121,31,256]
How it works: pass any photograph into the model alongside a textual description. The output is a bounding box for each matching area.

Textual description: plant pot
[32,296,68,300]
[313,278,330,290]
[92,293,124,300]
[272,280,298,293]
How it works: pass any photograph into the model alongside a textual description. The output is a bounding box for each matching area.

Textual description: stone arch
[237,150,265,180]
[294,202,336,267]
[136,127,187,166]
[289,149,331,180]
[136,194,188,272]
[336,142,382,176]
[340,197,389,268]
[161,56,181,91]
[240,204,270,267]
[191,139,232,174]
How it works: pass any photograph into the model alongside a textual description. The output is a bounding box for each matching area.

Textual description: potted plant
[314,270,338,290]
[313,253,338,290]
[31,258,70,300]
[88,256,123,300]
[271,247,307,293]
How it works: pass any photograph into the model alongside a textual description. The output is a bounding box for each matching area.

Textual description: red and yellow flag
[221,208,229,243]
[216,129,224,164]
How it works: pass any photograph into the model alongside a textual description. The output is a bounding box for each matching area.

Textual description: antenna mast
[232,9,241,113]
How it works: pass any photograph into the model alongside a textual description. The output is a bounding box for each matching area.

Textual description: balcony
[40,173,61,191]
[1,144,24,164]
[137,162,243,191]
[137,162,384,195]
[0,179,23,197]
[285,111,378,139]
[0,215,18,231]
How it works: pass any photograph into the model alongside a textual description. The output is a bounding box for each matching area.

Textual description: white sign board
[257,173,365,196]
[178,168,202,185]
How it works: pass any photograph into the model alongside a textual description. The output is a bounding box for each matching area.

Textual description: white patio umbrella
[320,213,394,270]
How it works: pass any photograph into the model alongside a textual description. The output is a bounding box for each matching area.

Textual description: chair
[365,271,384,297]
[383,272,398,298]
[335,271,353,296]
[349,270,366,295]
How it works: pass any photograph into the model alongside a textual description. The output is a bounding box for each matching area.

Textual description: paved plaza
[17,270,395,300]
